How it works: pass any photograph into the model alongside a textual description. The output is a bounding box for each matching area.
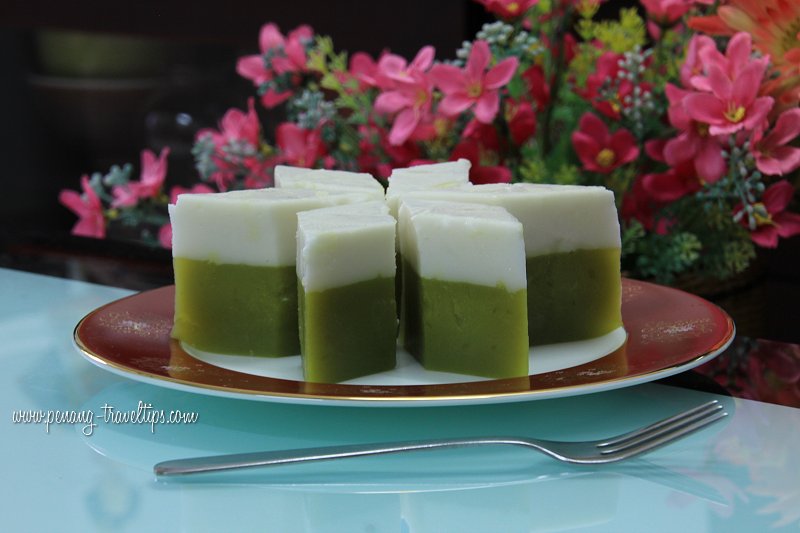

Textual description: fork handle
[154,437,526,476]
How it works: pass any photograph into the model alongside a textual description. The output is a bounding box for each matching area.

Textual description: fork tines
[596,400,727,458]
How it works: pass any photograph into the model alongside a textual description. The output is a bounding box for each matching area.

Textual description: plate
[73,279,734,406]
[182,327,627,385]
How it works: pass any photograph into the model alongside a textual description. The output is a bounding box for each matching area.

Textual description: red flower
[521,65,550,110]
[580,52,625,119]
[621,175,670,234]
[356,122,422,179]
[356,126,391,179]
[475,0,539,20]
[551,32,577,66]
[642,159,701,203]
[462,119,502,152]
[736,180,800,248]
[571,113,639,174]
[579,51,653,120]
[505,98,537,145]
[451,139,512,184]
[59,175,106,239]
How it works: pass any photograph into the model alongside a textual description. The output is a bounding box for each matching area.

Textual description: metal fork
[154,399,727,476]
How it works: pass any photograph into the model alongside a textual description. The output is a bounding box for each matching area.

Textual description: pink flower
[271,28,313,75]
[236,23,313,108]
[204,99,260,147]
[159,184,216,249]
[59,175,106,239]
[375,46,435,90]
[683,62,774,136]
[158,224,173,249]
[571,113,639,173]
[276,123,328,168]
[111,147,170,208]
[751,108,800,176]
[169,184,216,204]
[374,76,434,145]
[194,99,266,191]
[689,33,767,93]
[736,180,800,248]
[451,139,512,184]
[348,51,381,89]
[109,183,139,209]
[475,0,539,20]
[680,36,717,88]
[682,33,774,136]
[429,41,518,124]
[640,0,693,25]
[374,47,436,146]
[663,84,726,182]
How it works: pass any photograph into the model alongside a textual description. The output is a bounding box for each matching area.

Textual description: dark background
[0,0,488,230]
[0,1,797,342]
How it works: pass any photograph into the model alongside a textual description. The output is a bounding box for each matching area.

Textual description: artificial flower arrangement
[60,0,800,284]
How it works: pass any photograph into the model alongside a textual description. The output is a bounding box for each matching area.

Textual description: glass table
[1,265,799,532]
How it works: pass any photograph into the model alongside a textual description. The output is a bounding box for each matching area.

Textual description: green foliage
[621,220,645,258]
[566,44,601,88]
[698,230,756,281]
[626,230,702,284]
[576,8,646,54]
[309,35,348,94]
[518,149,580,185]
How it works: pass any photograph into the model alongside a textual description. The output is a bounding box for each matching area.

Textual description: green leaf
[320,73,341,91]
[506,74,525,99]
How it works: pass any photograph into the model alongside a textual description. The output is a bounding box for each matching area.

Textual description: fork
[154,399,727,476]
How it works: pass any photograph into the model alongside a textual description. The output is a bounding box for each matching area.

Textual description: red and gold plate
[73,279,734,406]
